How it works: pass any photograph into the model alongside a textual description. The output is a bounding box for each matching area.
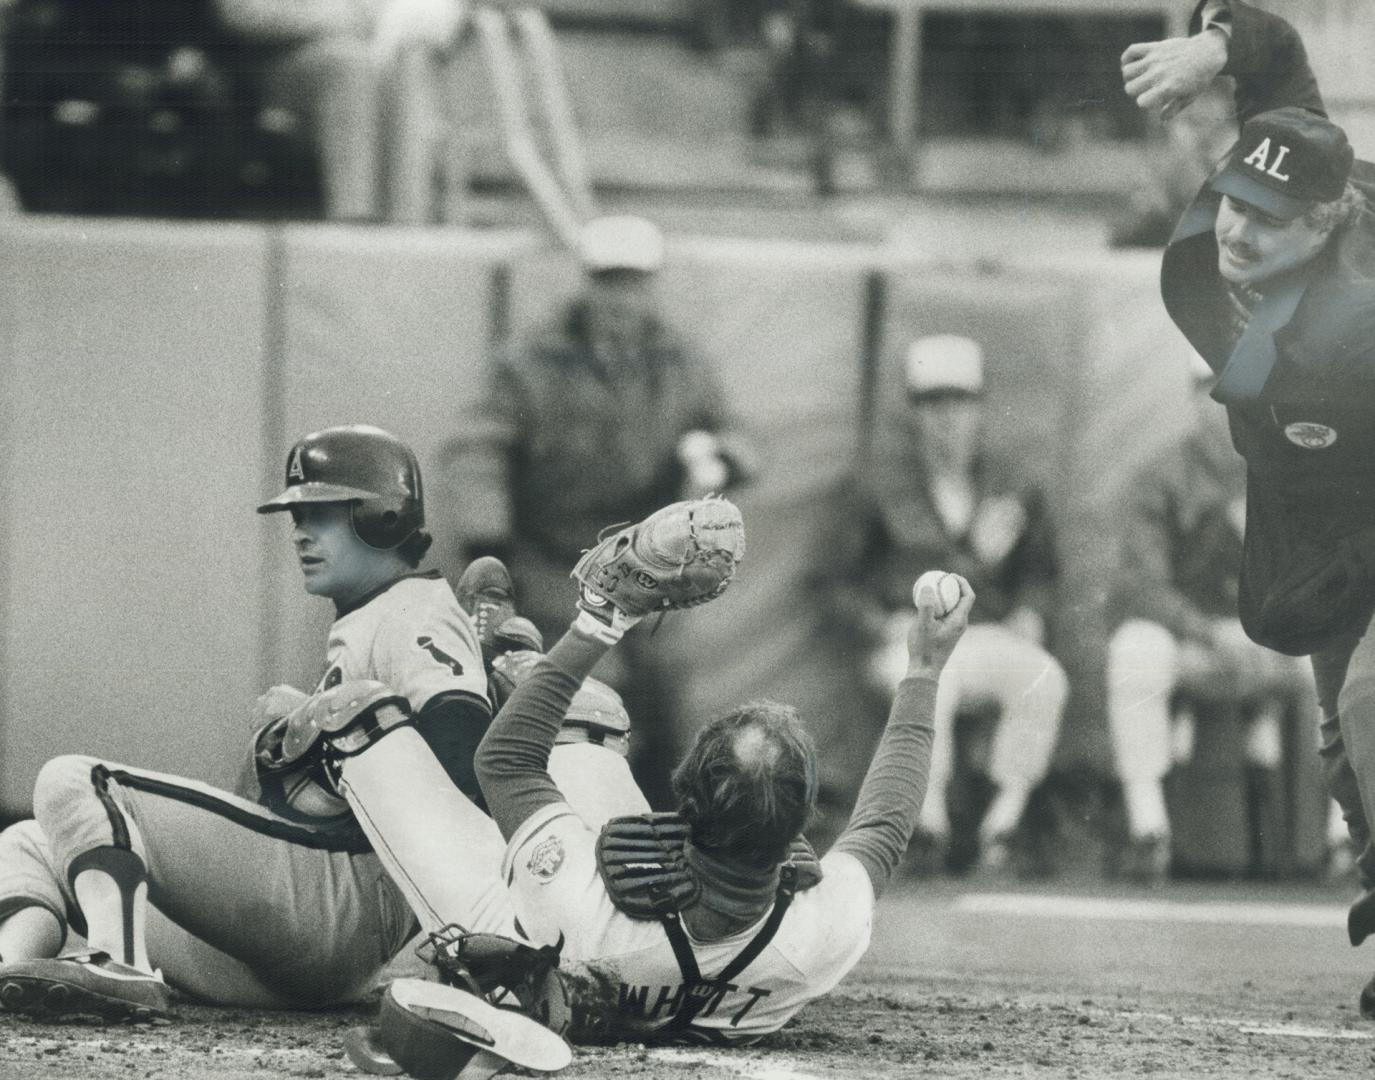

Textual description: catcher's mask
[257,424,424,550]
[343,979,570,1080]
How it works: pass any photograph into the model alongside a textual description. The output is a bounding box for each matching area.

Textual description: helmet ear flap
[351,499,420,550]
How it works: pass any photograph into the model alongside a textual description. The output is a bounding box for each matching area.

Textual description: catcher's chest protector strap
[595,813,822,920]
[657,866,798,1038]
[595,813,821,1038]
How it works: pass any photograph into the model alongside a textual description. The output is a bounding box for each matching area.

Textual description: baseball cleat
[1348,886,1375,947]
[456,557,520,664]
[1362,973,1375,1021]
[492,615,543,655]
[0,952,172,1022]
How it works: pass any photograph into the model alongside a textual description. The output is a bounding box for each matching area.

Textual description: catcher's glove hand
[571,496,745,640]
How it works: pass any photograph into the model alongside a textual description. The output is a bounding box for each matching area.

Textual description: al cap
[1210,107,1353,220]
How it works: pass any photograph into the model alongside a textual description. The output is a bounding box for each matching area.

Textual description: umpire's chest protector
[1160,180,1375,516]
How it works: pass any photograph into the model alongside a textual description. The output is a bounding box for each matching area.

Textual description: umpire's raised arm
[829,575,974,898]
[1122,1,1323,126]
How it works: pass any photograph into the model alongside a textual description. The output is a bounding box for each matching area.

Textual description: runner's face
[1214,194,1330,287]
[288,503,377,601]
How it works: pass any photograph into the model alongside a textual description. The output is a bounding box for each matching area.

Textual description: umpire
[1122,0,1375,1010]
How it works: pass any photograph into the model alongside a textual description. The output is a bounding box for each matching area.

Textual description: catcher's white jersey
[316,573,487,710]
[502,803,875,1043]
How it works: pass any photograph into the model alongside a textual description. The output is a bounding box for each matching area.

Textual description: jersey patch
[1283,422,1337,450]
[416,636,465,676]
[527,835,566,883]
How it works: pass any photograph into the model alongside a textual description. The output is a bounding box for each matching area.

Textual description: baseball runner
[1122,1,1375,1010]
[0,425,508,1017]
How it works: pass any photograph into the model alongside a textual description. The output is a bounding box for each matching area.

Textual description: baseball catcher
[458,496,970,1043]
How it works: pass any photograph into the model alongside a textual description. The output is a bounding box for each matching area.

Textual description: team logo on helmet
[1284,422,1338,450]
[526,835,565,883]
[288,446,306,481]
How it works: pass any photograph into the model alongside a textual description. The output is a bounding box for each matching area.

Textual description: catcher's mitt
[571,496,746,620]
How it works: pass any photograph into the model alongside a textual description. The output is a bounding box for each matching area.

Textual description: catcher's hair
[672,700,818,872]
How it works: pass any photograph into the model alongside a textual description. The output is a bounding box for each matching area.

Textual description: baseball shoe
[1362,973,1375,1021]
[0,952,171,1022]
[456,557,543,664]
[976,834,1014,875]
[1349,886,1375,947]
[1120,834,1171,887]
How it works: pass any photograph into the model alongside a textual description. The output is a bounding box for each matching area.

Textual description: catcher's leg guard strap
[68,846,146,966]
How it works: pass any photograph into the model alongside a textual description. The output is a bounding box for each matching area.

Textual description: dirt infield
[1,980,1373,1080]
[5,879,1375,1080]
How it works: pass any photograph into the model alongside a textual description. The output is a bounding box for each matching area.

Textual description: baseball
[913,571,961,616]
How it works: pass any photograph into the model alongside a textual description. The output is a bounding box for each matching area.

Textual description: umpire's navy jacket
[1159,0,1375,655]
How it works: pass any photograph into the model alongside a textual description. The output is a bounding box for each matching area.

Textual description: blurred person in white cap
[446,214,755,807]
[1103,351,1331,884]
[852,333,1066,876]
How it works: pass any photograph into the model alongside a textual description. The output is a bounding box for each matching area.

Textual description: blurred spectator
[855,334,1066,874]
[1110,78,1237,248]
[213,0,466,222]
[445,214,754,806]
[748,0,886,194]
[1104,354,1329,882]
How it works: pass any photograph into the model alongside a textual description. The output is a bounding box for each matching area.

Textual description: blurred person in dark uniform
[1104,353,1327,882]
[449,215,753,807]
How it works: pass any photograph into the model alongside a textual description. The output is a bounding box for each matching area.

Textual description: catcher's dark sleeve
[829,674,938,899]
[476,630,607,841]
[414,692,494,811]
[1192,1,1324,123]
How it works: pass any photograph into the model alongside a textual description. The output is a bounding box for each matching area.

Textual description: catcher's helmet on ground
[257,425,424,550]
[343,978,570,1080]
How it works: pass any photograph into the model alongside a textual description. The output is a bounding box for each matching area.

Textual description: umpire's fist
[906,573,973,680]
[253,684,310,728]
[1121,31,1228,122]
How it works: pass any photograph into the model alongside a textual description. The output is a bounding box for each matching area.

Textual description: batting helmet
[257,425,424,550]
